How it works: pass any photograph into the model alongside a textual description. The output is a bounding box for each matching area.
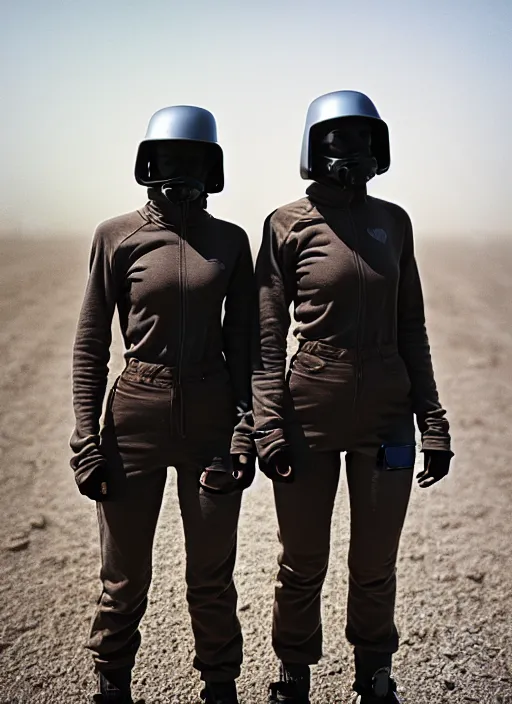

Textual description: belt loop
[146,364,162,383]
[124,357,137,382]
[127,358,136,375]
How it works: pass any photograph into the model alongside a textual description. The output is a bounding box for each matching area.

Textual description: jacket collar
[142,188,210,229]
[306,181,367,208]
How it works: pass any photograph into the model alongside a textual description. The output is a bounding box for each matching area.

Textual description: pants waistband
[122,357,226,388]
[299,340,399,362]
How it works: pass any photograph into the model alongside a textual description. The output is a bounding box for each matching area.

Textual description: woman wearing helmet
[70,106,255,704]
[248,91,453,703]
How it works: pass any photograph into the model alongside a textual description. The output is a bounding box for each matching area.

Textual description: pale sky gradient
[1,0,510,246]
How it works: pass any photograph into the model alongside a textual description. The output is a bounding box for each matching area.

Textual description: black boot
[268,663,311,703]
[92,668,142,704]
[200,680,239,704]
[351,649,401,703]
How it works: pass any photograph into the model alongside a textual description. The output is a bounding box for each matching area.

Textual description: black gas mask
[312,117,378,189]
[152,142,210,204]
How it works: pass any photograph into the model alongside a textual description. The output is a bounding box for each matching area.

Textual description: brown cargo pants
[89,358,243,682]
[271,341,415,664]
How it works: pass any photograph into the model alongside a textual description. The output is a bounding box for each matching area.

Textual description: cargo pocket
[291,351,327,376]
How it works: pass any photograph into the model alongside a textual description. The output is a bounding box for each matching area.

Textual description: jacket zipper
[350,208,365,411]
[175,202,189,438]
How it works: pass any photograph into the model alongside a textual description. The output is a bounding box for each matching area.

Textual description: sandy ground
[0,236,511,704]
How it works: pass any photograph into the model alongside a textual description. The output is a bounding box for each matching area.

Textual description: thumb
[232,454,248,480]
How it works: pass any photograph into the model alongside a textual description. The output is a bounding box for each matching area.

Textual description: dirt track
[0,236,510,704]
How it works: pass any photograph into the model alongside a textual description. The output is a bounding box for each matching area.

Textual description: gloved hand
[416,449,454,488]
[232,453,256,490]
[258,447,294,483]
[73,448,110,501]
[199,454,256,495]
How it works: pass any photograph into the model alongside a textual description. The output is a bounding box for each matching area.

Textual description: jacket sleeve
[223,229,257,456]
[397,214,451,452]
[252,214,296,462]
[69,226,117,471]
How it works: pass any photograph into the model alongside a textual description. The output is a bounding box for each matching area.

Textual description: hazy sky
[1,0,510,245]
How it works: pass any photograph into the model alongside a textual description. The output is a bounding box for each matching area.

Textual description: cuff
[254,427,287,463]
[420,436,452,453]
[70,434,102,470]
[230,410,256,456]
[230,434,255,456]
[71,445,108,489]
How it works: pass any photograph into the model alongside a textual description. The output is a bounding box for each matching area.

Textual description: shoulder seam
[111,212,149,268]
[273,198,314,247]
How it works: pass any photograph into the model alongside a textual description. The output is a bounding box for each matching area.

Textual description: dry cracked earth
[0,236,510,704]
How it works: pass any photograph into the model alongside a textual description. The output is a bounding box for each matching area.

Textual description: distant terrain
[0,236,510,703]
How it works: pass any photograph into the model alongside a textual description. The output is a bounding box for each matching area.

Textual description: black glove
[231,453,256,490]
[73,448,110,501]
[416,449,454,488]
[199,454,256,495]
[258,447,294,483]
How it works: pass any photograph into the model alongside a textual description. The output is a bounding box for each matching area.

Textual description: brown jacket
[70,193,255,471]
[252,181,451,461]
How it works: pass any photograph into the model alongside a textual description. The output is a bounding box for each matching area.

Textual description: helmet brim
[135,139,224,193]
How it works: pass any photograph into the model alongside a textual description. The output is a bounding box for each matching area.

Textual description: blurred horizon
[1,0,511,246]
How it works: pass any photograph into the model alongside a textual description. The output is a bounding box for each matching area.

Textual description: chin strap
[321,154,378,188]
[160,176,205,204]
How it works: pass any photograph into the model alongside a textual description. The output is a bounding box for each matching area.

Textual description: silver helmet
[300,91,390,181]
[134,105,224,193]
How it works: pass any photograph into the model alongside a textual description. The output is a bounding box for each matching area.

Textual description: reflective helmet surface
[135,105,224,192]
[300,91,390,180]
